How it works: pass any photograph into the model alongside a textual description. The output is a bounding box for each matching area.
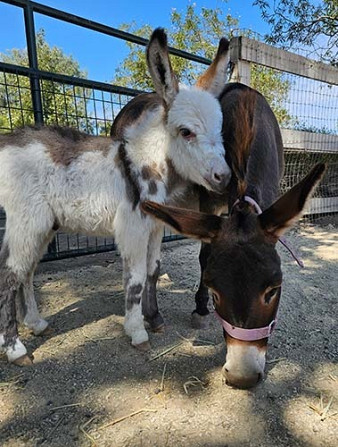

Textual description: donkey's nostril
[213,172,222,183]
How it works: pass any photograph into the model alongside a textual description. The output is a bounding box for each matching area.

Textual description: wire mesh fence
[282,151,338,221]
[0,70,136,134]
[273,70,338,221]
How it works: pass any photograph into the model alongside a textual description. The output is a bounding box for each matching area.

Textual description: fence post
[23,0,44,125]
[229,36,251,86]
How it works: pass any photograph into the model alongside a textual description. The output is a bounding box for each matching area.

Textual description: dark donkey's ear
[146,28,179,107]
[195,37,229,97]
[259,163,326,240]
[141,201,224,243]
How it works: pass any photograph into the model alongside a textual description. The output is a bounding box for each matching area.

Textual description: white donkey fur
[0,28,230,364]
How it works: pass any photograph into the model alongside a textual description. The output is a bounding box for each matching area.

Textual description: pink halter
[214,310,277,341]
[214,195,302,341]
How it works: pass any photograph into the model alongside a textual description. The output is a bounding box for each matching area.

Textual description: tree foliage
[254,0,338,66]
[113,3,291,125]
[0,29,90,131]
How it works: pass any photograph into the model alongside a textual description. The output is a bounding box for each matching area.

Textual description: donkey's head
[147,28,231,193]
[141,163,326,388]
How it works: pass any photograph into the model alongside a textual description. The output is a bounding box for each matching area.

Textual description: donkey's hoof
[32,319,49,336]
[152,324,165,334]
[191,312,209,329]
[133,341,151,352]
[36,325,53,336]
[145,313,165,333]
[12,354,34,366]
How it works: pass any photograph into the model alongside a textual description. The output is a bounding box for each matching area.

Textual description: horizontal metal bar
[282,129,338,153]
[0,61,143,96]
[2,0,211,66]
[41,243,117,262]
[41,236,186,262]
[305,197,338,215]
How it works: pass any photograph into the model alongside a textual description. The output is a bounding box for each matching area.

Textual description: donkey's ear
[259,163,326,240]
[146,28,179,107]
[195,38,229,97]
[141,201,224,243]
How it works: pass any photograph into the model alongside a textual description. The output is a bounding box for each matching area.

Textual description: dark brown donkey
[190,82,284,331]
[141,89,326,389]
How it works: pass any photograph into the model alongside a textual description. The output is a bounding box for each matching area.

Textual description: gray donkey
[0,29,230,365]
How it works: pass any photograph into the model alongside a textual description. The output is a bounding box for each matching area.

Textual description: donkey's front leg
[123,251,150,350]
[143,225,164,332]
[191,242,211,329]
[115,205,153,350]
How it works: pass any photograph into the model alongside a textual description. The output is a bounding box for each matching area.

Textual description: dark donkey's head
[141,93,326,388]
[142,164,325,387]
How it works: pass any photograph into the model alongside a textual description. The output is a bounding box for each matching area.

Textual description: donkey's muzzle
[222,340,266,389]
[223,367,263,389]
[206,161,231,193]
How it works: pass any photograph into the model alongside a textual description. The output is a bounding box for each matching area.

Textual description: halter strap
[233,195,304,268]
[214,310,276,341]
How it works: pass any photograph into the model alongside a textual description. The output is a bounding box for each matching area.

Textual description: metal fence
[0,1,337,261]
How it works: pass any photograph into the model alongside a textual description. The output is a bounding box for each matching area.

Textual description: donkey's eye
[264,286,281,304]
[179,128,195,139]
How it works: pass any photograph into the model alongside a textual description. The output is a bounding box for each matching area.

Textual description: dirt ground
[0,224,337,447]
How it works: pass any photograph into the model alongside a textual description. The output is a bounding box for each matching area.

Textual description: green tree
[0,29,92,131]
[113,3,292,125]
[254,0,338,66]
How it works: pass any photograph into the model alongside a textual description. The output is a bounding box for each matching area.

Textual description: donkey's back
[0,125,115,164]
[0,126,123,235]
[220,83,284,209]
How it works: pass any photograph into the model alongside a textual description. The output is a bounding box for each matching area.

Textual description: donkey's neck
[124,108,170,169]
[238,149,282,213]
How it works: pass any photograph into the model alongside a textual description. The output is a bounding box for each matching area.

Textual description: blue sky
[0,0,269,82]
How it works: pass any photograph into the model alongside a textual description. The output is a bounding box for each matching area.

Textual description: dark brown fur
[143,260,164,330]
[116,143,141,209]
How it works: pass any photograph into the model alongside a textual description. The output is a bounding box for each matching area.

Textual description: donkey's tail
[230,89,257,196]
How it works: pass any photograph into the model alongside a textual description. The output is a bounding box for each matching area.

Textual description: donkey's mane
[229,90,257,197]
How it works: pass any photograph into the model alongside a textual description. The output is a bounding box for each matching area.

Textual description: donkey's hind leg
[16,269,49,335]
[1,208,54,363]
[15,230,55,335]
[0,244,26,364]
